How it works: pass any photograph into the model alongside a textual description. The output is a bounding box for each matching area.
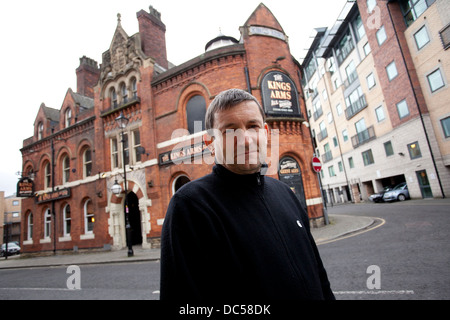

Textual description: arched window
[186,95,206,134]
[27,212,33,241]
[83,148,92,178]
[65,108,72,127]
[38,122,44,140]
[63,204,71,236]
[131,78,138,99]
[111,88,118,108]
[84,199,94,234]
[121,83,128,104]
[44,208,51,238]
[172,175,191,195]
[62,155,70,184]
[44,161,51,189]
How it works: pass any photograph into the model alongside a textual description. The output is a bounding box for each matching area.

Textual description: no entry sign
[312,156,322,173]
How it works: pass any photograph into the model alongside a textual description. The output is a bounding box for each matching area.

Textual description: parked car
[369,186,393,203]
[0,242,21,257]
[383,182,410,202]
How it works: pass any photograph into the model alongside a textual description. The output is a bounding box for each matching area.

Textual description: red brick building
[20,4,325,253]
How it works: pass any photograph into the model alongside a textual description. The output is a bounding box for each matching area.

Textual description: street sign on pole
[312,156,322,173]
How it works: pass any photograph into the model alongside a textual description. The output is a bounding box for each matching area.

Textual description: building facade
[1,192,22,245]
[20,4,325,254]
[301,0,449,204]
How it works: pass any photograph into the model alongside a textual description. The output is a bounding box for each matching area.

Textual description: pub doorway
[278,157,307,212]
[125,192,142,245]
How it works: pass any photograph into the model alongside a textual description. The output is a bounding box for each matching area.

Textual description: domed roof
[205,31,239,52]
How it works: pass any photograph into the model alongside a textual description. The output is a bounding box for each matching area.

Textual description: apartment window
[386,61,398,81]
[408,141,422,159]
[354,14,366,41]
[427,68,445,92]
[186,95,206,134]
[363,42,372,56]
[376,26,387,46]
[348,156,355,169]
[327,112,333,124]
[83,148,92,178]
[133,129,142,163]
[384,141,394,157]
[338,161,343,172]
[63,204,71,236]
[322,90,328,101]
[336,29,355,65]
[439,23,450,50]
[441,116,450,138]
[84,199,94,234]
[396,99,410,119]
[342,129,349,142]
[362,149,375,166]
[400,0,435,27]
[328,166,336,177]
[333,136,338,147]
[13,200,19,206]
[367,0,377,12]
[345,60,358,85]
[62,155,70,183]
[27,212,33,240]
[336,103,343,116]
[366,72,376,89]
[375,106,386,122]
[111,137,119,169]
[414,25,430,50]
[44,208,51,238]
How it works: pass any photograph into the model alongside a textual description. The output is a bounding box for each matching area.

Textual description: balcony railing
[322,150,333,163]
[343,70,359,88]
[313,106,323,121]
[345,94,368,120]
[351,125,376,148]
[317,128,328,142]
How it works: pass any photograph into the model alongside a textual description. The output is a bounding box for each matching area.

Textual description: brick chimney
[137,6,168,70]
[76,56,100,98]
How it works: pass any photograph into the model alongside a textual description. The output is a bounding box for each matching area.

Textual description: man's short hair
[205,89,266,132]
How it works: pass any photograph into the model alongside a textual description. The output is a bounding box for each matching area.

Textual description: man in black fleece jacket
[160,89,334,301]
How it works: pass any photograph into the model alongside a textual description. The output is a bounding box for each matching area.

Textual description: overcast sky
[0,0,347,196]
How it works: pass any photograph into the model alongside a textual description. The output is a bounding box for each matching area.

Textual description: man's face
[212,100,268,175]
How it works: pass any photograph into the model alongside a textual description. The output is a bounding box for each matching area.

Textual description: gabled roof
[243,3,284,33]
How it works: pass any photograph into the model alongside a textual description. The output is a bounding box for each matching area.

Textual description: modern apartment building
[301,0,449,204]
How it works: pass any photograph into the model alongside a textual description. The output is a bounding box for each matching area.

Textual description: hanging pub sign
[261,71,301,117]
[16,177,35,197]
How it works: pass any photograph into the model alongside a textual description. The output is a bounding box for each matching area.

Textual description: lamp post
[111,112,134,257]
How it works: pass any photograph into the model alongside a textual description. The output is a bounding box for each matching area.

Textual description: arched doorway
[125,192,142,246]
[278,157,307,212]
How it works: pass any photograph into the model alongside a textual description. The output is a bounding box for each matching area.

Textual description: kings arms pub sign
[261,71,301,117]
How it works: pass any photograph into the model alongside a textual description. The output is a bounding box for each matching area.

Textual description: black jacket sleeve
[160,192,239,301]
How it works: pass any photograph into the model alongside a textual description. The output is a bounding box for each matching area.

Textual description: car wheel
[398,194,406,201]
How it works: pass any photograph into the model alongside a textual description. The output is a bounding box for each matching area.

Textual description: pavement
[0,213,376,270]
